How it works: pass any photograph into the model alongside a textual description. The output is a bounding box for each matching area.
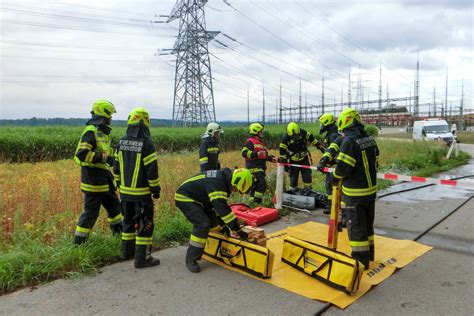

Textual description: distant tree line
[359,105,408,115]
[0,117,248,127]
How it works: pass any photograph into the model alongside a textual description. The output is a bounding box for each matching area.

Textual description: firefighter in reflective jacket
[175,168,252,273]
[278,122,324,189]
[331,108,379,269]
[317,113,341,214]
[73,100,122,245]
[113,107,161,269]
[199,122,223,171]
[241,123,276,204]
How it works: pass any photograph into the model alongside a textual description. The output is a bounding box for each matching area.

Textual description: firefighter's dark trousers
[289,156,312,189]
[74,190,122,244]
[121,199,155,259]
[175,201,220,263]
[343,195,375,269]
[249,170,266,201]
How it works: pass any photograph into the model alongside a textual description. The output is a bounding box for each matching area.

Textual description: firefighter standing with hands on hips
[73,100,122,245]
[278,122,325,189]
[241,123,276,204]
[317,113,342,214]
[175,168,252,273]
[199,122,223,171]
[113,107,161,269]
[330,108,379,269]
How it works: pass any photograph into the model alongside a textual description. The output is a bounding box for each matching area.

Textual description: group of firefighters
[73,99,378,273]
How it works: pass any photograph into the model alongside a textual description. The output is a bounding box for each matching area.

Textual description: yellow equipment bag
[282,236,364,294]
[203,232,274,279]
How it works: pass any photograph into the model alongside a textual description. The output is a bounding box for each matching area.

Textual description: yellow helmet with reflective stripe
[92,100,116,118]
[249,122,264,135]
[231,168,253,194]
[337,108,361,131]
[127,107,151,127]
[205,122,223,137]
[319,113,335,127]
[287,122,300,136]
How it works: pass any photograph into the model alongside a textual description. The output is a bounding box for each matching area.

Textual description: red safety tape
[277,162,473,189]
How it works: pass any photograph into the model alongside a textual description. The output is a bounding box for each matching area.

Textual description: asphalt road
[1,146,473,316]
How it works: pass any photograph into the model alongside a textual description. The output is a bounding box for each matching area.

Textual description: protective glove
[277,157,287,163]
[317,143,325,154]
[267,155,276,163]
[235,228,248,241]
[106,155,114,166]
[220,225,231,237]
[317,156,329,173]
[152,186,161,199]
[257,151,268,159]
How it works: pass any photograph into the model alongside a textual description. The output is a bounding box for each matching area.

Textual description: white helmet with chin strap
[203,122,223,138]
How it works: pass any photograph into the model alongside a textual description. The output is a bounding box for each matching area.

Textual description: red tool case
[230,203,279,226]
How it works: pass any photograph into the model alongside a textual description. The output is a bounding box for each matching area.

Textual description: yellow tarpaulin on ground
[203,221,432,309]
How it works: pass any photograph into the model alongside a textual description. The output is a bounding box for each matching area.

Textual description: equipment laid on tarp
[229,203,279,226]
[282,236,364,294]
[282,188,328,210]
[203,231,274,278]
[204,221,432,309]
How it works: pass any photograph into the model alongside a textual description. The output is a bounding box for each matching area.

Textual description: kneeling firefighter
[241,123,276,204]
[175,168,252,273]
[278,122,325,189]
[331,108,379,269]
[113,107,161,269]
[73,100,122,245]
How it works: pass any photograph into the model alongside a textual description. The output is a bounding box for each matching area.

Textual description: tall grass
[0,123,382,163]
[0,139,470,293]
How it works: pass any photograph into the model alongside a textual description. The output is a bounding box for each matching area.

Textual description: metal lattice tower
[167,0,218,127]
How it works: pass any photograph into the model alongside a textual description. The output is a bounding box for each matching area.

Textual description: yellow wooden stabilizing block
[204,221,432,309]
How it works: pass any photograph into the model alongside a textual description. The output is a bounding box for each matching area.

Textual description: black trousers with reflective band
[121,199,155,239]
[325,173,333,204]
[76,190,121,233]
[249,170,266,198]
[343,195,375,267]
[289,156,312,188]
[176,201,220,261]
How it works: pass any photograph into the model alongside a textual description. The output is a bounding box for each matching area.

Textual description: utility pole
[348,66,352,107]
[414,51,420,118]
[279,81,282,124]
[247,85,250,125]
[305,92,308,122]
[299,76,302,122]
[445,69,448,119]
[433,85,437,117]
[321,69,325,114]
[167,0,218,126]
[378,59,382,112]
[460,80,464,116]
[262,82,265,124]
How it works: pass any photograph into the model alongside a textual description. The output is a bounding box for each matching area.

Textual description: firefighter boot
[370,245,375,262]
[73,235,87,245]
[353,252,370,270]
[122,239,135,260]
[110,223,122,236]
[185,245,203,273]
[134,245,160,269]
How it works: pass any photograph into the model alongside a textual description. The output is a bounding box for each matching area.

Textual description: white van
[413,119,454,145]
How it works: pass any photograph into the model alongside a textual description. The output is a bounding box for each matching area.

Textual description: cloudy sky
[0,0,472,121]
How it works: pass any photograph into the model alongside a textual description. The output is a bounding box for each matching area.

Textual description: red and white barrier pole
[275,162,474,190]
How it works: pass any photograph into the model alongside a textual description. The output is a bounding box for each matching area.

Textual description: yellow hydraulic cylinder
[327,185,341,250]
